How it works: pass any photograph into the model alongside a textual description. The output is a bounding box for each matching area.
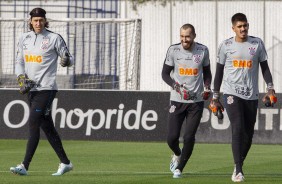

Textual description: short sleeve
[258,39,268,62]
[164,46,175,67]
[217,41,226,65]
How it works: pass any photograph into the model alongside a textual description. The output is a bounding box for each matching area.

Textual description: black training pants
[22,90,70,170]
[223,94,258,170]
[167,101,204,172]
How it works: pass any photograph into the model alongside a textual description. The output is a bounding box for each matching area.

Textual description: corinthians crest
[193,54,201,63]
[249,47,256,56]
[227,96,234,105]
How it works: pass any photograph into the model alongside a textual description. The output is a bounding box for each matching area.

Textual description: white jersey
[15,28,74,91]
[217,36,267,100]
[164,42,210,103]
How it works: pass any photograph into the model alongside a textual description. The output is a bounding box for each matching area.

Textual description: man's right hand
[173,82,190,100]
[17,74,36,95]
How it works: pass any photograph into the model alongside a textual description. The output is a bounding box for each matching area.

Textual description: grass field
[1,139,282,184]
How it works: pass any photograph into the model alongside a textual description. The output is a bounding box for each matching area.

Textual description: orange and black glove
[209,92,224,119]
[263,89,277,107]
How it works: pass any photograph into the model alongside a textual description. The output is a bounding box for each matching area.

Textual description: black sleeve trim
[213,63,224,92]
[203,64,212,87]
[161,63,174,87]
[260,60,273,84]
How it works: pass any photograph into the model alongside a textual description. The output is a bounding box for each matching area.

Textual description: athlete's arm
[260,60,273,85]
[15,35,25,77]
[203,64,212,87]
[161,63,174,87]
[213,63,224,92]
[56,35,74,66]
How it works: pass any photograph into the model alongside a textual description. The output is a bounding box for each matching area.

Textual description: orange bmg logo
[233,60,252,68]
[179,67,198,76]
[25,54,42,63]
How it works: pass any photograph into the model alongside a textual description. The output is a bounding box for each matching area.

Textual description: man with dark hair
[211,13,276,182]
[162,23,212,178]
[10,7,74,176]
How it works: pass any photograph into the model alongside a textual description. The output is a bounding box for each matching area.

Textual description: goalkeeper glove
[263,88,277,107]
[202,85,211,100]
[60,53,71,67]
[17,74,36,95]
[180,84,190,100]
[209,92,224,119]
[173,82,190,100]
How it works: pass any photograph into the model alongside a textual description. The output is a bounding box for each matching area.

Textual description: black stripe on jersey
[195,42,204,46]
[46,29,71,55]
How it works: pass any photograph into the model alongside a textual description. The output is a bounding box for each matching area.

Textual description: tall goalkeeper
[211,13,276,182]
[161,24,212,179]
[10,7,74,176]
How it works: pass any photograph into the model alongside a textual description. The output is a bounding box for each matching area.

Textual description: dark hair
[29,7,49,31]
[180,24,196,35]
[231,13,248,25]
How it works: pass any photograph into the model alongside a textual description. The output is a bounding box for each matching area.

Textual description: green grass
[1,139,282,184]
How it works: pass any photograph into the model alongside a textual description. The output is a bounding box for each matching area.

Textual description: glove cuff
[204,85,211,91]
[212,91,220,99]
[266,83,274,91]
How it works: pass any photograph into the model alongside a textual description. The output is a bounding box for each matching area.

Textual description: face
[232,21,249,41]
[180,28,196,50]
[30,17,46,33]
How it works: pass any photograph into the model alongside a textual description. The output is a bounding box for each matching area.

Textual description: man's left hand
[60,53,71,67]
[263,89,277,107]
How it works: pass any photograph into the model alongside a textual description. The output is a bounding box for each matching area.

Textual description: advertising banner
[0,89,281,144]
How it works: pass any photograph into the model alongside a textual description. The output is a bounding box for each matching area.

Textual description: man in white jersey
[162,24,212,178]
[10,7,74,176]
[211,13,276,182]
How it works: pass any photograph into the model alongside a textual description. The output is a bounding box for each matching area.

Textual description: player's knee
[183,135,195,144]
[167,134,179,146]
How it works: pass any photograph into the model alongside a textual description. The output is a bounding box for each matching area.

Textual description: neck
[235,36,247,42]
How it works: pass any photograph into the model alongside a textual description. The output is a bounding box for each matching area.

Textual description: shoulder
[248,36,264,45]
[195,42,208,51]
[45,29,65,41]
[221,37,234,46]
[20,31,33,39]
[167,43,181,53]
[218,37,233,51]
[18,31,33,43]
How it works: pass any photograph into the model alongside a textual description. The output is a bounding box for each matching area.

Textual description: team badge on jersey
[169,105,176,113]
[227,96,234,105]
[193,55,201,63]
[249,47,256,56]
[40,39,50,50]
